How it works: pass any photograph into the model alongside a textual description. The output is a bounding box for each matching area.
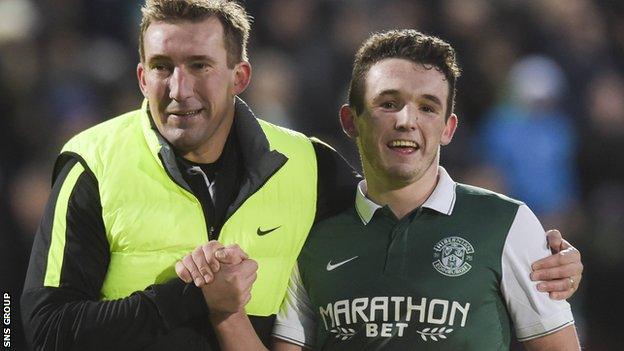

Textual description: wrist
[210,309,246,327]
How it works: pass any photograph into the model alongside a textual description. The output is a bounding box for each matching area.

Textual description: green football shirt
[272,167,573,350]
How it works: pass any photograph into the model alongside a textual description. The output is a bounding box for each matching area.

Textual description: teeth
[389,140,418,148]
[173,109,200,116]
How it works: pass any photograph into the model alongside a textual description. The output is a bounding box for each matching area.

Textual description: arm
[213,265,314,351]
[210,312,305,351]
[211,312,268,351]
[176,248,313,351]
[523,325,580,351]
[531,229,583,300]
[21,158,208,350]
[501,205,579,348]
[177,244,273,351]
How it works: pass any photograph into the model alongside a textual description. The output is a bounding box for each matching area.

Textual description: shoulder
[308,207,359,240]
[62,109,142,152]
[257,119,310,145]
[55,109,143,180]
[456,183,523,208]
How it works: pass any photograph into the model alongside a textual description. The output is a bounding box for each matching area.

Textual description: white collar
[355,166,457,225]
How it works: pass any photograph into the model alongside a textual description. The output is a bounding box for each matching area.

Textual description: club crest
[432,236,474,277]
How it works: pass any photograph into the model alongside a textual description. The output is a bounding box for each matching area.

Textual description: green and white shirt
[272,167,574,350]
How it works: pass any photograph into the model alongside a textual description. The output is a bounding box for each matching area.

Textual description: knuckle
[209,240,223,249]
[182,255,194,266]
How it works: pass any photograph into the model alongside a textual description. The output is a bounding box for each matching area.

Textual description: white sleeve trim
[501,204,574,341]
[272,264,317,349]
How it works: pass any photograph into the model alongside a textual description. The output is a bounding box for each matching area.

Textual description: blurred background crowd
[1,0,622,349]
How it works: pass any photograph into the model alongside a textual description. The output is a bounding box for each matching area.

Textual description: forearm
[211,311,268,351]
[522,325,580,351]
[21,279,207,350]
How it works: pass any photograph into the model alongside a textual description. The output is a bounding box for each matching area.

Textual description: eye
[151,63,171,73]
[420,105,437,114]
[191,62,209,70]
[380,101,397,109]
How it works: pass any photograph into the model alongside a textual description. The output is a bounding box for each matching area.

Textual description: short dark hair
[139,0,251,68]
[348,29,461,119]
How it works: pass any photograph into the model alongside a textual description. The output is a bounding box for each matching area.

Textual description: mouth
[387,139,420,154]
[167,108,204,119]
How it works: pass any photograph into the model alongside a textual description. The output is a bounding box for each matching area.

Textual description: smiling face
[137,16,250,162]
[341,58,458,189]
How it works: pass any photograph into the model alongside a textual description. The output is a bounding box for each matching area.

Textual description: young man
[182,30,581,350]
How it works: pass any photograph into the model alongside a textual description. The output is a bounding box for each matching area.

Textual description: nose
[394,105,417,131]
[169,67,193,101]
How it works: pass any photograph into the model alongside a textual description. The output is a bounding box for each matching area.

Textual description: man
[21,1,357,350]
[180,30,581,350]
[22,1,580,350]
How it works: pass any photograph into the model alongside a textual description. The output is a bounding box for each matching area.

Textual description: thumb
[545,229,564,253]
[215,245,248,265]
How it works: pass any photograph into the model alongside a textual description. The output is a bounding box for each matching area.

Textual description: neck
[182,112,234,164]
[365,164,440,220]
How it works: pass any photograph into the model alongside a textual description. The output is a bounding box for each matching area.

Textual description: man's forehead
[365,58,449,101]
[144,16,224,45]
[143,17,225,54]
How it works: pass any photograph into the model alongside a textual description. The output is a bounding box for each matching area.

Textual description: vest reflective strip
[44,162,85,287]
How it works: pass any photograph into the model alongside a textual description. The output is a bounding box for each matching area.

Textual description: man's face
[137,17,249,161]
[346,58,457,188]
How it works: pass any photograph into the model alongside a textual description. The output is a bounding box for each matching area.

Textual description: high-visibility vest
[59,101,317,316]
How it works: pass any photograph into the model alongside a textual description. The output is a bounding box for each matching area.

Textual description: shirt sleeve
[21,157,210,351]
[500,204,575,341]
[272,264,316,349]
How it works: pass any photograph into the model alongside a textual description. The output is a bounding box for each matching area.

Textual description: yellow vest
[60,100,317,316]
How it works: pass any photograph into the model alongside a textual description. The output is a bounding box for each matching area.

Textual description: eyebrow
[147,55,216,64]
[186,55,215,62]
[373,90,444,107]
[371,89,401,103]
[376,89,401,98]
[422,94,443,107]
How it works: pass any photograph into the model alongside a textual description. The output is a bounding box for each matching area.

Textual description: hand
[175,241,249,287]
[202,257,258,318]
[530,229,583,300]
[175,240,224,286]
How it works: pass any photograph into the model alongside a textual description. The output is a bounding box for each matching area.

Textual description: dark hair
[139,0,251,68]
[348,29,461,119]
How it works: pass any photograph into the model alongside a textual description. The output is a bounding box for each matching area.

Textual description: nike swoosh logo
[257,226,281,236]
[326,256,359,271]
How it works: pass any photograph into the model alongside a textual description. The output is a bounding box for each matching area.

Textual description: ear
[440,113,458,146]
[137,62,148,98]
[232,61,251,95]
[339,104,359,139]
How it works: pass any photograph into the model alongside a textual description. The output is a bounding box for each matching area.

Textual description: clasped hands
[175,241,257,319]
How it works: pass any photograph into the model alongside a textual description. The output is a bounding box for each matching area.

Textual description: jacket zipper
[187,166,216,239]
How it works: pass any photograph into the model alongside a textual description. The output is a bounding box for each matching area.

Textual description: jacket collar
[140,97,288,211]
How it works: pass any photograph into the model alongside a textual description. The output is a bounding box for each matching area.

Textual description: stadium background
[0,0,622,349]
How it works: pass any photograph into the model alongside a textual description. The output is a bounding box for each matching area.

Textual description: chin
[390,170,421,184]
